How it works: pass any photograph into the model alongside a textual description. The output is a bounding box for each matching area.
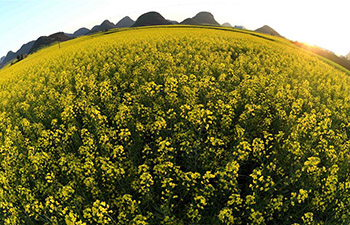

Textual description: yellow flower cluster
[0,25,349,224]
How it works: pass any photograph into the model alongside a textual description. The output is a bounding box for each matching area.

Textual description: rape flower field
[0,26,350,224]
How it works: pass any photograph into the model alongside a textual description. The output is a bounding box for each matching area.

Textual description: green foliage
[0,27,350,224]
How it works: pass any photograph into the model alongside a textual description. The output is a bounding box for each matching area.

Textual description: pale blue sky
[0,0,349,57]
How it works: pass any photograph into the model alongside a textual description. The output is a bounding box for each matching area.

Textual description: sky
[0,0,349,58]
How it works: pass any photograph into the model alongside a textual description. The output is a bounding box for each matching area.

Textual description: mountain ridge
[89,20,117,34]
[346,52,350,60]
[255,25,282,37]
[180,18,201,25]
[5,10,348,73]
[192,11,219,25]
[73,27,90,37]
[116,16,134,28]
[29,32,72,54]
[132,11,171,27]
[222,22,232,27]
[181,12,220,26]
[0,40,35,68]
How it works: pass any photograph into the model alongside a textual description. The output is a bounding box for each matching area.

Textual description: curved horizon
[0,0,349,57]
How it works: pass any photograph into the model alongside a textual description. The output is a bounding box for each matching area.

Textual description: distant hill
[167,20,179,25]
[16,40,35,56]
[222,22,232,27]
[294,42,350,71]
[0,40,35,68]
[0,56,4,64]
[192,12,219,25]
[180,12,219,26]
[116,16,135,28]
[234,25,246,29]
[72,27,90,37]
[0,51,15,68]
[132,12,172,27]
[180,18,201,25]
[89,20,117,34]
[255,25,282,37]
[346,52,350,60]
[29,32,72,54]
